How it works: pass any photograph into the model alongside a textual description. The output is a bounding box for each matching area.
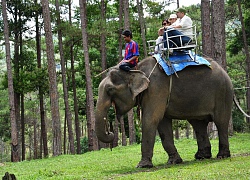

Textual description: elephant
[95,56,233,168]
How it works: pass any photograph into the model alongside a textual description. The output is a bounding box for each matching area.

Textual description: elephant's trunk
[95,96,114,143]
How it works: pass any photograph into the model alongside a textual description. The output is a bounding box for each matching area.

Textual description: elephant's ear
[129,70,150,100]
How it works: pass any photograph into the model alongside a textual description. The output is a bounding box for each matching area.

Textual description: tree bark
[35,0,48,158]
[175,121,179,140]
[237,0,250,124]
[123,0,130,30]
[186,123,190,138]
[201,0,215,137]
[21,94,25,160]
[211,0,227,69]
[2,0,19,162]
[128,110,136,144]
[33,111,38,159]
[137,0,147,58]
[118,0,123,62]
[201,0,212,57]
[41,0,62,156]
[101,0,107,79]
[210,0,227,138]
[12,0,21,162]
[79,0,98,151]
[112,119,119,147]
[68,0,81,154]
[120,117,127,146]
[98,0,110,149]
[55,0,75,155]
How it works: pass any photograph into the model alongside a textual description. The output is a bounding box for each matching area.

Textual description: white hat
[169,14,177,19]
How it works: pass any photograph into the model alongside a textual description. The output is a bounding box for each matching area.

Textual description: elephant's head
[95,67,150,143]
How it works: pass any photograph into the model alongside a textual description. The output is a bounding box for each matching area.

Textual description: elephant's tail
[233,94,250,118]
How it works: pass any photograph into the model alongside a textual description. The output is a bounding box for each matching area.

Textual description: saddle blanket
[153,51,211,76]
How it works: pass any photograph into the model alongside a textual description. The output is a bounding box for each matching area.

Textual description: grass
[0,133,250,179]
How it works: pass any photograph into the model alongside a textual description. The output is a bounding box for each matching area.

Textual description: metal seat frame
[147,25,198,57]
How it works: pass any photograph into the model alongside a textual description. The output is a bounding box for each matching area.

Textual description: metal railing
[147,25,197,55]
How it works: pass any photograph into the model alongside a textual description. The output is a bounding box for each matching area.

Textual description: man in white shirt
[164,8,193,49]
[171,8,193,38]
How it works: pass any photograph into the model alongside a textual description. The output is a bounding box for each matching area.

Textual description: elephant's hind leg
[157,118,183,164]
[214,119,231,158]
[188,119,212,159]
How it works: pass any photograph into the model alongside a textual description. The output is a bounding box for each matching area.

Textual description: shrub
[80,136,89,154]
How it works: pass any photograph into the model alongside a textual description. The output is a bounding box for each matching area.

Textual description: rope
[147,61,159,79]
[95,60,126,78]
[233,95,250,118]
[166,75,173,108]
[94,68,110,78]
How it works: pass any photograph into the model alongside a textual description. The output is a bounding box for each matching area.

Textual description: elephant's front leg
[137,87,169,168]
[136,119,157,168]
[158,118,183,164]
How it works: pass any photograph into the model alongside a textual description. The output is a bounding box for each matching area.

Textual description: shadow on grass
[104,153,250,178]
[103,159,215,177]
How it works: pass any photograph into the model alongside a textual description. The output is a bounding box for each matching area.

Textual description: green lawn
[1,133,250,180]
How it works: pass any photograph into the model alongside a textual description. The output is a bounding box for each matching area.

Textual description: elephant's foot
[137,158,153,168]
[217,144,230,159]
[167,152,183,164]
[195,147,212,160]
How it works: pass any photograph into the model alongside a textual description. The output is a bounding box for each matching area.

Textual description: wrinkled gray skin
[95,56,233,168]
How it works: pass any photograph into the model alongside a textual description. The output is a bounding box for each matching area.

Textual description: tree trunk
[12,1,21,162]
[55,0,75,155]
[68,0,81,154]
[98,0,110,149]
[137,0,147,58]
[175,121,179,140]
[118,0,123,62]
[120,117,127,146]
[41,0,62,156]
[33,113,38,159]
[19,9,25,161]
[128,109,136,144]
[21,94,25,160]
[112,118,119,147]
[101,0,107,79]
[2,0,19,162]
[35,0,48,157]
[237,0,250,125]
[186,122,190,138]
[201,0,212,57]
[201,0,215,137]
[123,0,130,30]
[211,0,227,68]
[211,0,228,137]
[209,0,227,138]
[79,0,98,151]
[70,49,81,153]
[63,113,67,154]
